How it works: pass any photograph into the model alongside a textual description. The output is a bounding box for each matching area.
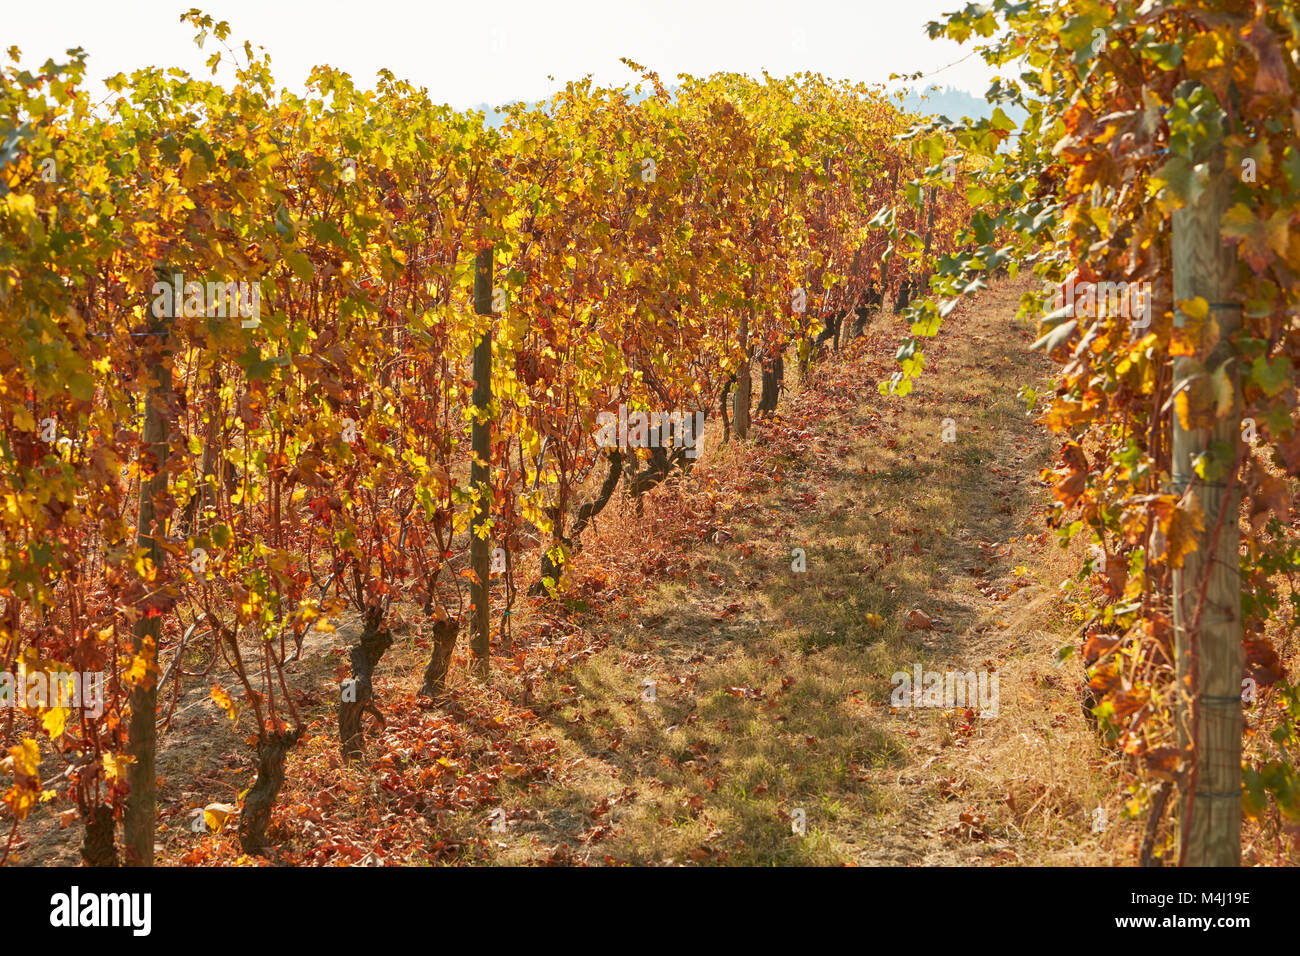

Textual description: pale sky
[4,0,996,108]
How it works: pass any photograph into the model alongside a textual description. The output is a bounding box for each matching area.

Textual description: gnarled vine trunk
[530,449,623,595]
[734,307,752,439]
[338,608,393,761]
[419,617,461,697]
[814,312,843,352]
[239,728,303,855]
[757,353,783,415]
[80,803,117,867]
[893,279,912,314]
[720,373,736,443]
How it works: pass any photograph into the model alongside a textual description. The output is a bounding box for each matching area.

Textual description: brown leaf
[1245,635,1285,687]
[1243,15,1293,97]
[1082,631,1121,665]
[1143,746,1183,781]
[905,608,933,631]
[1101,554,1128,599]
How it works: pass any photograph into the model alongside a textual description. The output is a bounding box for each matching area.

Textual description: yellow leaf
[210,685,238,720]
[42,707,67,741]
[1179,296,1209,323]
[181,150,209,188]
[1184,32,1227,71]
[134,552,157,582]
[102,751,131,783]
[124,640,155,687]
[3,785,37,820]
[1171,297,1209,356]
[1174,389,1192,431]
[203,802,237,832]
[1164,497,1205,569]
[9,738,40,778]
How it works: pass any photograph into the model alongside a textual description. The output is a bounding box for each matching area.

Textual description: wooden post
[915,185,936,315]
[734,305,752,439]
[1172,144,1243,867]
[923,186,935,259]
[889,166,902,305]
[470,245,493,674]
[126,270,172,866]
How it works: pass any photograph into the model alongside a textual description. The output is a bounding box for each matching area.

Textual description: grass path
[483,279,1133,865]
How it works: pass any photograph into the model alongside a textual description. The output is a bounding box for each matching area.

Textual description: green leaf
[1250,356,1293,397]
[989,107,1017,133]
[284,250,314,282]
[67,371,94,401]
[1142,42,1184,70]
[1150,156,1195,211]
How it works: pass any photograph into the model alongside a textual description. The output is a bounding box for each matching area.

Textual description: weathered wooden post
[126,267,172,866]
[923,184,936,263]
[1171,143,1243,867]
[470,244,493,674]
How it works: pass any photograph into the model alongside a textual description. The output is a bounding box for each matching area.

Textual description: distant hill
[468,83,1026,131]
[897,84,1026,127]
[469,86,658,130]
[469,103,510,129]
